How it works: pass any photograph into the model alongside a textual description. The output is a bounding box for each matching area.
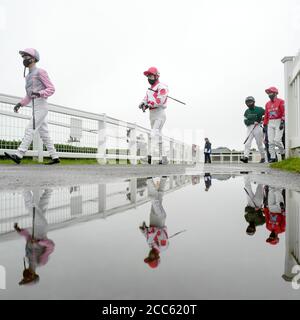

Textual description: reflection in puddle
[15,190,55,286]
[204,173,212,191]
[0,173,299,299]
[244,177,286,245]
[140,177,169,269]
[0,177,184,236]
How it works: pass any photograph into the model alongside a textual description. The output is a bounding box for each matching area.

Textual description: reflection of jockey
[140,177,169,268]
[244,208,265,236]
[244,176,263,209]
[204,173,212,191]
[14,189,55,285]
[244,176,264,236]
[264,187,286,245]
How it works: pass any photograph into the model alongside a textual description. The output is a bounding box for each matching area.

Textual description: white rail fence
[0,93,200,164]
[282,50,300,157]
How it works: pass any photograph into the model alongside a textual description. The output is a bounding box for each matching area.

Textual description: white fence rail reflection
[0,176,192,238]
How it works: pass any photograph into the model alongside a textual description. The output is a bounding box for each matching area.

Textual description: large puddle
[0,173,299,299]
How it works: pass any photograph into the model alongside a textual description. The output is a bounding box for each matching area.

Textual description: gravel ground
[187,163,300,191]
[0,164,189,190]
[0,163,299,191]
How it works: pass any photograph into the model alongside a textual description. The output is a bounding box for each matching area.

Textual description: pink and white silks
[142,80,169,159]
[16,66,58,159]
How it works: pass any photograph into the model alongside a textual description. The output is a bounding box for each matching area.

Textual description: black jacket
[204,142,211,154]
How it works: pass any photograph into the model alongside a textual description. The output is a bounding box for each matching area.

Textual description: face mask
[246,102,255,108]
[268,93,276,100]
[148,78,156,85]
[23,58,33,67]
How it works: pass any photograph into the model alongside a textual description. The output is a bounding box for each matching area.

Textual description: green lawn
[270,157,300,173]
[0,157,130,165]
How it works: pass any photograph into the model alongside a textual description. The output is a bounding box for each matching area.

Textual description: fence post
[174,143,178,164]
[170,139,174,164]
[129,178,137,204]
[189,145,192,164]
[169,175,174,189]
[195,145,198,164]
[97,114,107,165]
[33,132,43,163]
[129,124,137,165]
[192,144,196,164]
[98,184,106,217]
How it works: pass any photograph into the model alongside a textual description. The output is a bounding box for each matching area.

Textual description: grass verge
[270,157,300,173]
[0,157,130,165]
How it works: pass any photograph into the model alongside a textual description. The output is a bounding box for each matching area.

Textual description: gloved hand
[279,120,285,130]
[139,102,149,112]
[263,124,267,133]
[142,104,150,112]
[14,222,22,232]
[31,92,40,98]
[14,103,22,113]
[139,221,147,230]
[280,202,285,210]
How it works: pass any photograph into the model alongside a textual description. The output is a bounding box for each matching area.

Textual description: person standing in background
[204,138,212,163]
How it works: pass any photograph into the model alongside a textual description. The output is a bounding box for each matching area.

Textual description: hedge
[0,139,128,154]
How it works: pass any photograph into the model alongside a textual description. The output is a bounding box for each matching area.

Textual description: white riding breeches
[244,124,265,158]
[149,116,166,158]
[16,98,58,159]
[267,119,285,159]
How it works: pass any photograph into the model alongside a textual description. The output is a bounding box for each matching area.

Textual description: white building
[282,51,300,158]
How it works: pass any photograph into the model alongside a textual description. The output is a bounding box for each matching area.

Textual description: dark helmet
[245,205,255,213]
[19,268,40,285]
[246,225,256,236]
[245,96,255,103]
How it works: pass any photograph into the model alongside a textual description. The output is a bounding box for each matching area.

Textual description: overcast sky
[0,0,299,149]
